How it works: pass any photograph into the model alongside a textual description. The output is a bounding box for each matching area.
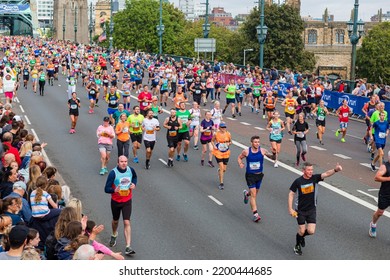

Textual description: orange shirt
[173,93,187,109]
[115,121,130,142]
[213,131,231,159]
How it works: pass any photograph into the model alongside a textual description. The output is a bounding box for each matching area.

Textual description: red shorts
[5,91,13,99]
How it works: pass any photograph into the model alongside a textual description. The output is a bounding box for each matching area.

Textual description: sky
[170,0,388,21]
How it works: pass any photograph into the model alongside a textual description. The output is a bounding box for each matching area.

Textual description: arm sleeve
[104,171,116,193]
[91,240,113,256]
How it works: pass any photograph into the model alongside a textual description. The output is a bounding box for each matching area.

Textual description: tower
[53,0,88,44]
[285,0,301,12]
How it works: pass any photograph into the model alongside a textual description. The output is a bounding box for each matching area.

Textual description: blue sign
[0,4,30,14]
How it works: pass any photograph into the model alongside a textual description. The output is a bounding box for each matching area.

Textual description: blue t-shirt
[373,120,389,145]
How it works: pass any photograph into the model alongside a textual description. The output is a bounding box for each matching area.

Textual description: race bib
[142,102,149,106]
[272,128,281,135]
[204,130,211,136]
[110,100,117,105]
[318,115,325,121]
[146,127,154,134]
[103,79,109,83]
[249,161,261,170]
[168,130,177,137]
[70,104,78,109]
[342,113,348,118]
[217,143,229,152]
[379,132,386,139]
[301,100,306,105]
[90,90,96,94]
[118,176,131,197]
[288,106,294,112]
[195,90,201,94]
[297,132,304,138]
[122,127,129,133]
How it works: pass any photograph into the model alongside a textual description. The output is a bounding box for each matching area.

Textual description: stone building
[94,0,111,37]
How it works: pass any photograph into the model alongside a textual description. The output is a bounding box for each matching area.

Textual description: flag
[98,32,106,42]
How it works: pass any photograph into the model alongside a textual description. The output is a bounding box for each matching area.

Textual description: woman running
[189,102,201,150]
[121,79,132,110]
[68,92,81,134]
[210,101,223,130]
[200,111,215,167]
[267,111,285,168]
[292,113,309,166]
[312,99,328,145]
[212,122,232,190]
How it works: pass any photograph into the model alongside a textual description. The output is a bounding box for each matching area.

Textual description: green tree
[239,4,315,71]
[356,22,390,84]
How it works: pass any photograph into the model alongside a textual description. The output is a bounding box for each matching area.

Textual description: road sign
[194,38,216,53]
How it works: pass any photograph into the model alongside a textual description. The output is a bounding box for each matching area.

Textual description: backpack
[44,231,58,260]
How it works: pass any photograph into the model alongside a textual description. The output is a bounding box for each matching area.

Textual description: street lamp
[89,3,95,45]
[109,0,114,51]
[73,6,78,42]
[347,0,365,81]
[243,48,254,66]
[156,0,164,55]
[256,0,268,69]
[62,4,66,41]
[202,0,210,38]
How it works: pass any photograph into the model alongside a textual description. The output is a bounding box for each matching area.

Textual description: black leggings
[39,80,45,95]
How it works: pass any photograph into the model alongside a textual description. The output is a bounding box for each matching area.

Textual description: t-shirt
[0,252,21,260]
[142,118,159,142]
[127,114,144,134]
[176,110,191,133]
[292,121,308,141]
[30,190,52,217]
[96,125,115,145]
[290,174,323,211]
[200,119,214,141]
[373,120,389,145]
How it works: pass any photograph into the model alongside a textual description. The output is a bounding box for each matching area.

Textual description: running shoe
[99,168,105,175]
[319,140,324,145]
[341,138,346,143]
[95,103,99,107]
[252,213,261,222]
[243,190,249,204]
[183,154,188,162]
[301,153,306,162]
[109,234,117,247]
[176,155,180,161]
[371,163,376,172]
[69,128,74,134]
[146,162,151,169]
[232,114,236,118]
[201,160,204,166]
[208,161,215,168]
[294,244,302,255]
[363,137,368,145]
[251,106,254,113]
[274,162,279,168]
[125,246,135,255]
[288,131,292,135]
[256,110,259,114]
[369,222,377,238]
[133,157,139,163]
[262,115,266,119]
[103,167,108,174]
[88,109,93,114]
[193,145,199,150]
[218,183,224,190]
[335,130,340,137]
[167,159,173,167]
[238,112,242,116]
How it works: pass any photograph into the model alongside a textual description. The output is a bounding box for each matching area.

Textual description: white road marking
[333,154,351,160]
[31,129,40,142]
[58,84,61,87]
[159,158,167,165]
[288,139,294,142]
[357,190,378,202]
[24,115,31,125]
[31,128,52,166]
[360,163,373,169]
[208,195,223,206]
[231,140,390,218]
[226,117,237,121]
[254,127,265,131]
[368,189,379,192]
[14,97,20,103]
[19,105,25,113]
[240,122,251,126]
[331,129,361,140]
[310,145,326,151]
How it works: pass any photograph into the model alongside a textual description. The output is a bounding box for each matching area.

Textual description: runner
[189,102,201,150]
[22,64,30,89]
[189,76,204,107]
[176,102,192,162]
[370,112,389,171]
[263,90,276,123]
[97,116,115,175]
[66,73,77,100]
[121,79,132,110]
[163,108,182,167]
[238,135,270,222]
[127,106,144,163]
[292,113,309,166]
[37,68,46,96]
[370,102,388,160]
[115,113,131,158]
[86,80,99,114]
[200,111,215,167]
[312,100,328,145]
[235,79,245,117]
[335,99,352,143]
[141,109,160,169]
[362,95,378,145]
[137,85,153,117]
[281,89,298,135]
[266,111,285,168]
[222,79,237,118]
[172,85,188,111]
[212,122,232,190]
[288,162,342,255]
[67,92,81,134]
[104,155,137,255]
[30,66,38,93]
[106,86,121,125]
[150,96,163,119]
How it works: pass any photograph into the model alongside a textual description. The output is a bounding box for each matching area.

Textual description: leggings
[295,140,307,161]
[39,80,45,95]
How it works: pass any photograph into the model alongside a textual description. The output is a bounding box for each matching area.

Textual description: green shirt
[176,110,191,133]
[371,110,388,133]
[226,84,236,99]
[127,114,144,134]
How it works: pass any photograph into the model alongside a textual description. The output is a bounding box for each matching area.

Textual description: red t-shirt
[138,91,153,110]
[339,105,350,122]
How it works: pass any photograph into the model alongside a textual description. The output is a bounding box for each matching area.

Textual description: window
[335,29,345,44]
[308,29,317,44]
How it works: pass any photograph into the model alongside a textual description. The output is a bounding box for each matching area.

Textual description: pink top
[91,240,113,256]
[96,125,115,145]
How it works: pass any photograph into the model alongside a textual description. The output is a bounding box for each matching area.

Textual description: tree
[356,22,390,84]
[239,4,315,71]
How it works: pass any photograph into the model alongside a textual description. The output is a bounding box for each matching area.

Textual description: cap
[103,116,110,122]
[8,225,29,245]
[13,181,27,191]
[219,122,227,128]
[13,115,22,122]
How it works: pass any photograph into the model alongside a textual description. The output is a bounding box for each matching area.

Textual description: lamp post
[256,0,268,69]
[156,0,165,55]
[109,0,114,51]
[89,3,94,45]
[347,0,365,81]
[74,6,78,42]
[202,0,210,38]
[62,4,66,41]
[243,48,254,66]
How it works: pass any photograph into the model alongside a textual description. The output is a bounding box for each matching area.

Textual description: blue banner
[0,4,30,14]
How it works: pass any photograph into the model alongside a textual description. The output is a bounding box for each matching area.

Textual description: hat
[219,122,227,128]
[8,225,29,245]
[13,115,22,122]
[13,181,27,191]
[103,116,110,122]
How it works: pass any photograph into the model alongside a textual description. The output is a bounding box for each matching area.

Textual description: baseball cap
[8,225,29,246]
[103,116,110,122]
[219,122,227,128]
[13,181,27,191]
[13,115,22,122]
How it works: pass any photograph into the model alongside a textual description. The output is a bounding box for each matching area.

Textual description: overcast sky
[170,0,388,21]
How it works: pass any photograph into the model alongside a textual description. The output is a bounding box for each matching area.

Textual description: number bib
[317,115,325,121]
[379,132,386,139]
[249,161,261,170]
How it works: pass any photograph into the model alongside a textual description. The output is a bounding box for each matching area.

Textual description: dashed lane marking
[208,195,223,206]
[24,115,31,125]
[310,145,327,151]
[226,117,237,121]
[159,158,167,165]
[357,190,378,202]
[360,163,373,169]
[254,127,265,131]
[333,154,351,160]
[19,105,25,113]
[240,122,251,126]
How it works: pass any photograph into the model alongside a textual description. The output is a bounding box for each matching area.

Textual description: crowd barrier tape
[217,73,390,118]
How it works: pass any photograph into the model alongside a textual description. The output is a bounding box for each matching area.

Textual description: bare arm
[321,163,342,179]
[375,164,390,182]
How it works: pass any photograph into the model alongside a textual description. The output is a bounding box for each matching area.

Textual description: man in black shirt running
[288,162,342,255]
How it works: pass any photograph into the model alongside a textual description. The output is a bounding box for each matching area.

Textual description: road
[13,73,390,260]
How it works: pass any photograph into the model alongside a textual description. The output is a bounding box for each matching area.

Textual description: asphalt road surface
[12,73,390,260]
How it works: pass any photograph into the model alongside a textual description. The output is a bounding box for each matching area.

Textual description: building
[179,0,195,21]
[193,2,206,19]
[36,0,53,29]
[371,10,390,22]
[209,7,235,27]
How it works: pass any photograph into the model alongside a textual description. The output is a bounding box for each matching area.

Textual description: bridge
[0,0,38,36]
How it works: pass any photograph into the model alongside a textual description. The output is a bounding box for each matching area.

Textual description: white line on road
[226,117,237,121]
[31,129,52,166]
[357,190,378,202]
[240,122,251,126]
[208,195,223,206]
[159,158,167,165]
[24,115,31,125]
[14,97,20,103]
[331,129,361,140]
[368,189,379,192]
[31,128,40,142]
[360,163,373,169]
[19,105,25,113]
[333,154,351,160]
[288,139,294,142]
[310,146,327,151]
[254,127,265,131]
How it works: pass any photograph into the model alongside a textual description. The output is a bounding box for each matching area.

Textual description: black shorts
[130,133,142,143]
[111,81,117,87]
[167,137,178,148]
[296,208,316,225]
[178,131,190,142]
[265,107,275,112]
[135,80,142,85]
[285,112,295,119]
[215,157,229,165]
[315,97,322,105]
[378,193,390,210]
[101,65,107,71]
[245,88,252,94]
[111,199,132,221]
[69,110,79,116]
[316,120,326,127]
[365,119,371,127]
[193,94,201,104]
[235,94,243,103]
[23,75,29,81]
[245,172,264,187]
[226,98,235,104]
[144,140,156,150]
[200,139,211,145]
[269,137,282,144]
